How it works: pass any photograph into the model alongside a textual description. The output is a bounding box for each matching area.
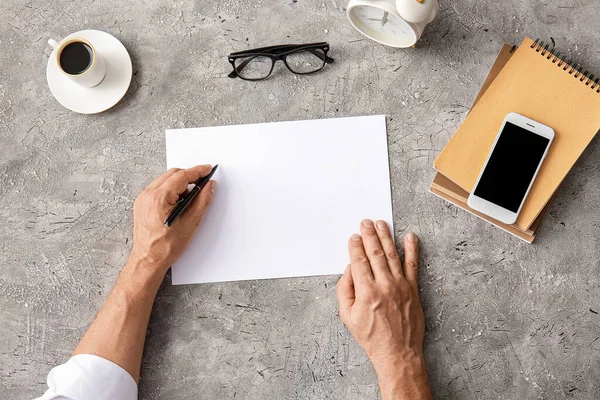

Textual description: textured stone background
[1,0,599,399]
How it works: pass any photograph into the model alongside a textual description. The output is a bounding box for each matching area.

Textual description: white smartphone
[467,112,554,225]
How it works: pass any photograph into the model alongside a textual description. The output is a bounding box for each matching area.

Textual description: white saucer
[47,30,132,114]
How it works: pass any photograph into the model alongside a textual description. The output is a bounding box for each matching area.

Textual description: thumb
[336,265,355,323]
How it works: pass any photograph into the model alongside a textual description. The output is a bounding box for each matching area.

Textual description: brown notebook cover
[431,187,532,243]
[434,37,600,230]
[430,173,554,242]
[430,43,554,242]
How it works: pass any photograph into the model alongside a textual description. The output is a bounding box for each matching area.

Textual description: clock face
[349,5,417,47]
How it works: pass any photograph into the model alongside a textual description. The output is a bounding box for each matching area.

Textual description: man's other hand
[336,219,431,400]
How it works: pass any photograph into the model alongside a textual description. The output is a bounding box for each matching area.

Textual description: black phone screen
[473,122,550,212]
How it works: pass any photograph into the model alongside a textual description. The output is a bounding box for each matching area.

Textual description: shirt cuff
[36,354,137,400]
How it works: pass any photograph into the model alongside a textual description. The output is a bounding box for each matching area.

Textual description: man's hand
[336,219,431,400]
[128,165,216,277]
[72,165,215,382]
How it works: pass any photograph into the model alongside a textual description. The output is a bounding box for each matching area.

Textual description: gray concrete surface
[1,0,600,399]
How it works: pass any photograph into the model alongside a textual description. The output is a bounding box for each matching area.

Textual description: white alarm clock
[347,0,438,48]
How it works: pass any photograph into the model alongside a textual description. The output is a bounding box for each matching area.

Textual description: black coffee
[59,41,94,75]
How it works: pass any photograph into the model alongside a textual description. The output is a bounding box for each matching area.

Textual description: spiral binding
[530,38,600,93]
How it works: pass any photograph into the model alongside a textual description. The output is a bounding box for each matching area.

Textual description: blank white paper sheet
[166,115,393,284]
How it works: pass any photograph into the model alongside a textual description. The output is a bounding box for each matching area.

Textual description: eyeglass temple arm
[306,48,334,63]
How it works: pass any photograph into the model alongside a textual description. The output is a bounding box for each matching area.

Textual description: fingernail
[376,220,387,230]
[351,234,361,241]
[362,219,373,228]
[210,181,216,193]
[406,232,417,242]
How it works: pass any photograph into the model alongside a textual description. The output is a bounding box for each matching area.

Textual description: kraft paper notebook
[431,43,552,242]
[431,43,554,242]
[434,37,600,232]
[430,173,554,243]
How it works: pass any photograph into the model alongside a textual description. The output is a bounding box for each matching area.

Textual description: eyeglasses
[228,42,334,81]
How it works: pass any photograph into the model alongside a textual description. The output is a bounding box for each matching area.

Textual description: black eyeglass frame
[228,42,334,81]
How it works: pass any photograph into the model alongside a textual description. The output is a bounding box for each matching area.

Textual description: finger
[184,180,215,224]
[403,233,420,290]
[159,165,212,205]
[360,219,392,281]
[336,264,355,322]
[374,220,403,279]
[348,234,374,287]
[146,168,182,191]
[160,164,212,192]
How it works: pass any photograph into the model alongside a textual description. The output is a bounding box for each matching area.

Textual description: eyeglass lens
[285,49,326,74]
[234,55,274,80]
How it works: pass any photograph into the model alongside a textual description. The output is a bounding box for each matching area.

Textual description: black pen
[164,165,218,228]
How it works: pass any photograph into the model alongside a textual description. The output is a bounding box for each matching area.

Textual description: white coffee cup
[48,37,107,88]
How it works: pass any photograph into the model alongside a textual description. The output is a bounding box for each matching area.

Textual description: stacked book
[431,38,600,242]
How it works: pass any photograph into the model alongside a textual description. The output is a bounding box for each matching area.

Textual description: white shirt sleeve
[34,354,138,400]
